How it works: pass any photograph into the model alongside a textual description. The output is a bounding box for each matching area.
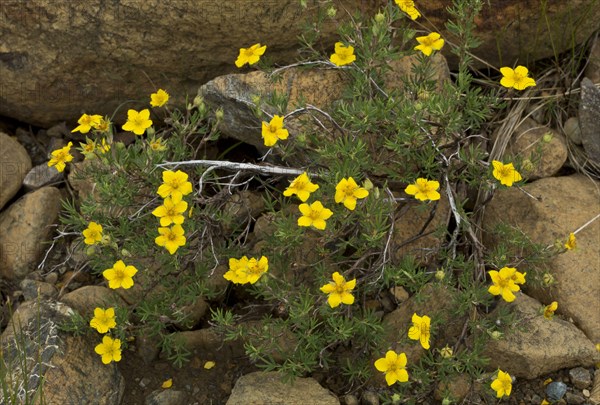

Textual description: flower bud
[100,234,111,245]
[86,246,96,256]
[146,127,155,137]
[440,345,453,358]
[522,159,534,172]
[542,132,553,143]
[326,6,337,18]
[374,12,385,23]
[442,398,452,405]
[435,269,445,281]
[215,108,224,121]
[490,331,503,340]
[542,273,555,286]
[121,248,131,257]
[363,178,374,191]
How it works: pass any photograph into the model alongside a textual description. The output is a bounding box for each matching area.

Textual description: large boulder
[0,186,62,280]
[0,132,32,210]
[1,1,597,127]
[0,300,124,405]
[483,174,600,342]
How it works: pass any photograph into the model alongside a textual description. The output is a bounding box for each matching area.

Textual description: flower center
[166,207,176,217]
[343,185,355,196]
[166,232,177,242]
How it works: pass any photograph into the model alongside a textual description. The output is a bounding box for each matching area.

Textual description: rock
[145,389,188,405]
[0,186,62,280]
[135,332,162,364]
[222,190,265,233]
[483,294,600,379]
[199,55,449,150]
[484,174,600,342]
[563,116,582,145]
[507,118,567,179]
[0,132,32,210]
[2,1,596,126]
[60,285,126,318]
[585,35,600,84]
[20,279,58,300]
[579,78,600,164]
[173,327,245,359]
[341,394,360,405]
[360,390,379,405]
[591,370,600,404]
[390,286,409,303]
[22,163,64,190]
[173,295,209,330]
[565,392,587,405]
[0,300,124,404]
[392,194,451,265]
[546,381,568,402]
[569,367,593,389]
[226,371,339,405]
[434,373,471,402]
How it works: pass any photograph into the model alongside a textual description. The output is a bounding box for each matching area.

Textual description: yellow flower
[94,117,110,133]
[541,400,551,405]
[488,267,521,302]
[543,301,558,320]
[320,272,356,308]
[404,178,440,201]
[161,378,173,389]
[155,224,186,254]
[564,232,576,250]
[152,196,188,227]
[394,0,421,20]
[414,32,444,56]
[492,160,522,187]
[94,335,122,364]
[334,177,369,210]
[511,270,526,285]
[235,43,267,68]
[261,115,289,147]
[48,142,74,173]
[223,256,268,285]
[99,138,111,154]
[298,201,333,230]
[330,42,356,66]
[150,89,169,107]
[83,221,103,245]
[223,256,250,284]
[500,66,536,90]
[103,260,138,289]
[491,370,512,398]
[72,114,102,134]
[408,313,431,350]
[89,307,117,334]
[374,350,409,386]
[283,172,319,202]
[149,137,167,152]
[157,170,193,200]
[122,109,153,135]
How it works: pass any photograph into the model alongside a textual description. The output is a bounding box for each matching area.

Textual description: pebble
[546,381,568,402]
[565,392,586,404]
[139,377,151,388]
[342,394,359,405]
[569,367,592,389]
[360,390,379,405]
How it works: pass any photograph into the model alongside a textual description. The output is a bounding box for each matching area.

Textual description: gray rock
[570,367,593,389]
[565,392,586,404]
[579,78,600,163]
[483,294,600,379]
[0,300,124,404]
[226,371,339,405]
[145,389,188,405]
[20,279,58,300]
[546,381,568,402]
[360,390,379,405]
[564,117,582,145]
[0,132,32,210]
[0,186,62,280]
[23,163,64,191]
[60,285,126,318]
